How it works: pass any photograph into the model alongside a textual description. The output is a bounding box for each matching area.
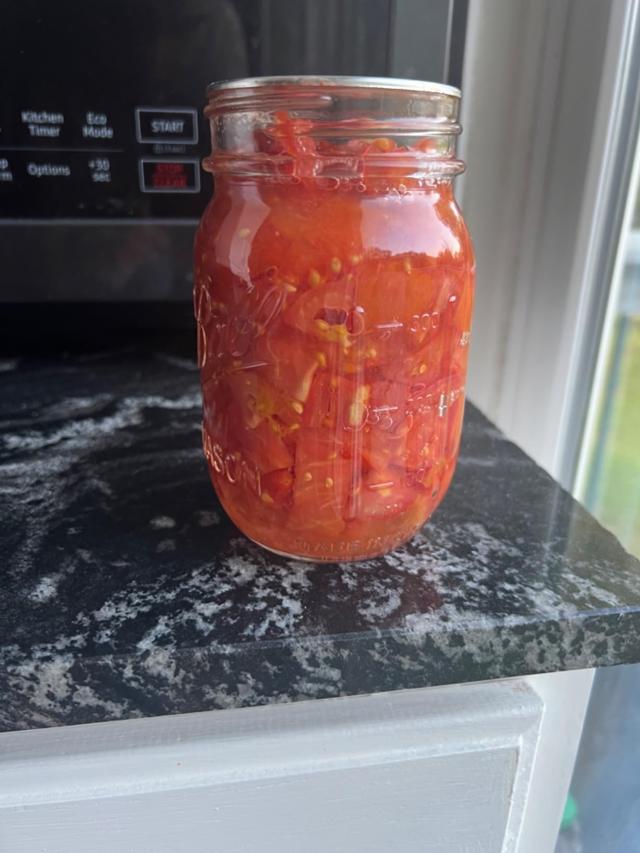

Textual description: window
[555,6,640,850]
[578,212,640,558]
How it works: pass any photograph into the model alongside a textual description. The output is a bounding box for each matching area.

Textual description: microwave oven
[0,0,466,318]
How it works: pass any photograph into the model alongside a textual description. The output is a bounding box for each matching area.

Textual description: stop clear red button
[138,158,200,193]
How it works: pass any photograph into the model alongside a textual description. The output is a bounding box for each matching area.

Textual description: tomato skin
[195,114,474,561]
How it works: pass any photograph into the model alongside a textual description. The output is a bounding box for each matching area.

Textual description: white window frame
[459,0,640,484]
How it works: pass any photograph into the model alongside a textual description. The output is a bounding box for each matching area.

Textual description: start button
[135,107,198,144]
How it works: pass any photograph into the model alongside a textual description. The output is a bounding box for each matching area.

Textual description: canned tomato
[194,76,474,561]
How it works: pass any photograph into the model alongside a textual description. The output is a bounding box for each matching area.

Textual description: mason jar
[194,76,474,562]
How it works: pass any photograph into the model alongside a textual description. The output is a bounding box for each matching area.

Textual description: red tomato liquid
[194,117,474,561]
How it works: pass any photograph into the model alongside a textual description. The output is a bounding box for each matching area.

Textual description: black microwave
[0,0,466,315]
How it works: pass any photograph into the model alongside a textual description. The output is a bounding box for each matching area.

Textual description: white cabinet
[0,673,591,853]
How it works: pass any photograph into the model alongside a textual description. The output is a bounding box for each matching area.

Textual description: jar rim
[206,75,461,100]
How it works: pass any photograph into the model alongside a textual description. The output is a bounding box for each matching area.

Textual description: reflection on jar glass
[194,76,475,562]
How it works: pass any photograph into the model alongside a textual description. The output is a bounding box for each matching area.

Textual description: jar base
[244,530,421,564]
[246,536,319,563]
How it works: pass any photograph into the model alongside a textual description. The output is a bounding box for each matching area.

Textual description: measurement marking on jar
[365,405,400,430]
[374,320,404,331]
[410,311,440,333]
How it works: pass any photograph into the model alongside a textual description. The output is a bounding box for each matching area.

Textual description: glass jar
[194,76,474,562]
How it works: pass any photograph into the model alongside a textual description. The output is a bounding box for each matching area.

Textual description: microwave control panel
[0,2,255,219]
[0,105,206,218]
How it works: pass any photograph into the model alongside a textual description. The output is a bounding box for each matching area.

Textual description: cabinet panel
[0,681,543,853]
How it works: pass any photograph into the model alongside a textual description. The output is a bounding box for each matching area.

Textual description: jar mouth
[206,75,461,101]
[204,75,464,180]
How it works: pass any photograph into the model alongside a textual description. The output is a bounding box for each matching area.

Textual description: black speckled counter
[2,348,640,732]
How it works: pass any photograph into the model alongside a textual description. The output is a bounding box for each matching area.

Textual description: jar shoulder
[195,182,473,272]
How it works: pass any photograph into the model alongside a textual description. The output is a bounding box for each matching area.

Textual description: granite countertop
[2,347,640,733]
